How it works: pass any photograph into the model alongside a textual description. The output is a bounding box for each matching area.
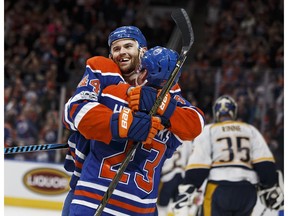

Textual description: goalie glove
[127,86,177,121]
[258,170,284,211]
[172,184,196,216]
[111,107,164,144]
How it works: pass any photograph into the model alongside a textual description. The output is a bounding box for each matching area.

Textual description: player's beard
[119,57,138,75]
[120,58,138,85]
[120,50,142,85]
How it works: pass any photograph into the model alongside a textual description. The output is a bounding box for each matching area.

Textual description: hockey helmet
[141,46,179,88]
[108,26,147,48]
[213,95,238,122]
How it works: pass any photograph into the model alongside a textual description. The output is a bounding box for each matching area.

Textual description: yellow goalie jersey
[186,120,275,184]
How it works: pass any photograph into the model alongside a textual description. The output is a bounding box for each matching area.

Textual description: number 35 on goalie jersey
[186,121,275,184]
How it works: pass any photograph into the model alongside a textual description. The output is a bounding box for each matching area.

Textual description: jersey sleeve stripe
[68,140,76,148]
[64,99,76,131]
[75,148,86,160]
[253,157,275,163]
[73,170,81,178]
[86,65,125,78]
[65,154,74,161]
[101,93,129,105]
[212,161,253,169]
[74,102,100,129]
[186,164,211,170]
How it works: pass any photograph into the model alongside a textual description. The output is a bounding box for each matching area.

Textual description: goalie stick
[94,8,194,216]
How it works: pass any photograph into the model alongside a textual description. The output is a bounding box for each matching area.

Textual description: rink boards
[4,159,71,210]
[3,159,284,215]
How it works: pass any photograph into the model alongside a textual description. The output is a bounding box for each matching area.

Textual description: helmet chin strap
[123,72,138,85]
[136,77,148,86]
[123,71,147,86]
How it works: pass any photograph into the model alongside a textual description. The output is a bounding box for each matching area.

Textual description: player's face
[110,39,141,74]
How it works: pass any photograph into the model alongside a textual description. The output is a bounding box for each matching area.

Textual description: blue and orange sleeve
[169,106,204,140]
[75,84,131,144]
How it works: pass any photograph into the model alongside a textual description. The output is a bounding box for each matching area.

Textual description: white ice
[4,206,62,216]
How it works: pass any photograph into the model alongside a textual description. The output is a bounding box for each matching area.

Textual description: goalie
[172,95,284,216]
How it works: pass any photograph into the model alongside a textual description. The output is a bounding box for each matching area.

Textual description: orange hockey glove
[111,107,164,144]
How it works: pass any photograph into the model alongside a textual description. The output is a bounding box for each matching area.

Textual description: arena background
[3,0,284,215]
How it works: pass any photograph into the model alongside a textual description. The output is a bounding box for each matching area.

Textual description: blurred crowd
[181,0,283,171]
[4,0,283,172]
[4,0,175,162]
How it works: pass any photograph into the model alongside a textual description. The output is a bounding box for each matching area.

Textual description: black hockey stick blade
[149,8,194,115]
[171,8,194,55]
[94,8,194,216]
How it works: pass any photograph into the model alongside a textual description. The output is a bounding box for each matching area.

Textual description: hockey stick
[4,143,69,154]
[260,207,267,216]
[94,8,194,216]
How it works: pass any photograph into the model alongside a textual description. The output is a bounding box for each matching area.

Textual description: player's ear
[139,47,147,57]
[109,53,113,60]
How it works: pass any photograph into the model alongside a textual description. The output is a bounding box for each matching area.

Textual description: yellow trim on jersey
[186,164,210,170]
[210,120,247,128]
[212,161,253,168]
[4,196,63,210]
[203,182,218,216]
[253,157,275,163]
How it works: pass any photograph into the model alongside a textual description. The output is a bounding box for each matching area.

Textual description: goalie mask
[213,95,237,122]
[108,26,147,49]
[141,46,180,88]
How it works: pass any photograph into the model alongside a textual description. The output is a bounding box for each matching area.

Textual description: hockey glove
[111,107,164,144]
[172,184,196,216]
[127,86,177,120]
[258,170,284,211]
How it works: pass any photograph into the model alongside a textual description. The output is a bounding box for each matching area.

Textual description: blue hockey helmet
[141,46,179,88]
[108,26,147,48]
[213,95,238,122]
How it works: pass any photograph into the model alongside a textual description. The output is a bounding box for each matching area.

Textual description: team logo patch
[80,91,98,101]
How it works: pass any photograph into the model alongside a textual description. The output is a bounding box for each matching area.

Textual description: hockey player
[172,95,284,216]
[62,26,205,216]
[61,26,150,215]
